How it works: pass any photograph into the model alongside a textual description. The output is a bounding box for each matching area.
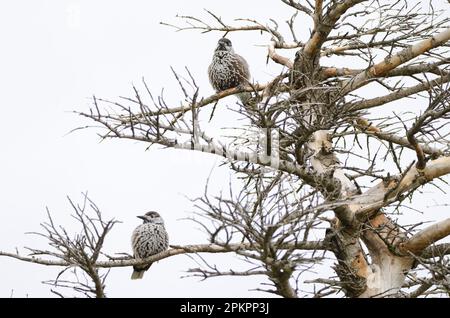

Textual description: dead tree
[1,0,450,298]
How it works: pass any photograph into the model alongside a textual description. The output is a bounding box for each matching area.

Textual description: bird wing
[235,54,251,82]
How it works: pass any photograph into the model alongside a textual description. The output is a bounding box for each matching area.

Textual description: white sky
[0,0,449,298]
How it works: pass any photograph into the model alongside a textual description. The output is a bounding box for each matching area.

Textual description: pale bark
[350,157,450,216]
[303,0,368,58]
[313,146,450,297]
[307,130,369,297]
[401,218,450,254]
[301,30,450,300]
[359,214,413,297]
[349,157,450,297]
[307,130,357,197]
[268,40,293,69]
[346,73,450,111]
[341,27,450,94]
[354,118,441,156]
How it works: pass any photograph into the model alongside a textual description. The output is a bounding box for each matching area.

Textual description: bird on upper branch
[208,38,252,104]
[131,211,169,280]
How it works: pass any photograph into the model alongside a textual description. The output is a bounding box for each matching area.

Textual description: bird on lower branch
[131,211,169,280]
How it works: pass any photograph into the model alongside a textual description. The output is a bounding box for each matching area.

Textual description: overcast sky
[0,0,449,298]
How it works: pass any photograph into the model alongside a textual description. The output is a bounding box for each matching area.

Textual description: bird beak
[137,215,146,220]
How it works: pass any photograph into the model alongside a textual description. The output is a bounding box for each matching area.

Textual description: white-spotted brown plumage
[208,38,251,103]
[131,211,169,280]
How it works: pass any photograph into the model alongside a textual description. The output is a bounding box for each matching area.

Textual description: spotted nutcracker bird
[131,211,169,280]
[208,38,251,103]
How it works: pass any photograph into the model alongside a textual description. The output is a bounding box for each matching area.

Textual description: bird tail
[237,92,252,105]
[131,263,152,280]
[131,269,145,280]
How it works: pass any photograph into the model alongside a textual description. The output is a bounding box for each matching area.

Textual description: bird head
[137,211,164,224]
[215,38,234,52]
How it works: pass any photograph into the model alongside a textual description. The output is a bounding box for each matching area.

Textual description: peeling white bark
[355,157,450,297]
[307,130,357,197]
[361,256,413,297]
[402,218,450,254]
[341,27,450,94]
[310,132,450,297]
[349,157,450,215]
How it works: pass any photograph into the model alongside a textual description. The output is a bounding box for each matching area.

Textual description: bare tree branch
[341,27,450,94]
[401,218,450,254]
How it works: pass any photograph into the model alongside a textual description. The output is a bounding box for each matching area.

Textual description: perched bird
[131,211,169,280]
[208,38,251,103]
